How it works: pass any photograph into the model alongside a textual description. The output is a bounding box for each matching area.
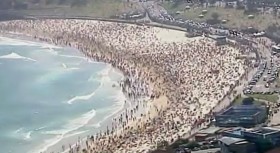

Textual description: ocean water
[0,37,126,153]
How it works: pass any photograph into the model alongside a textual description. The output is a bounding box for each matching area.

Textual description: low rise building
[220,127,280,153]
[219,136,257,153]
[215,105,268,128]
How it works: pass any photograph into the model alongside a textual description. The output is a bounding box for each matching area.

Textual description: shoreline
[0,34,147,153]
[0,30,165,153]
[0,19,247,153]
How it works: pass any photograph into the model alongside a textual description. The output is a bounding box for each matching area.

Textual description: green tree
[186,141,200,149]
[242,97,254,105]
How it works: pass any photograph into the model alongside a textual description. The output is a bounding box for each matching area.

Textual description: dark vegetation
[0,0,142,20]
[0,0,88,10]
[242,97,255,105]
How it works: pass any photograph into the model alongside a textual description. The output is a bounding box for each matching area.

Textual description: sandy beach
[0,19,247,153]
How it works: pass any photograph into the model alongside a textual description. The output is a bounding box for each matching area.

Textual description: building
[207,35,227,45]
[223,128,245,139]
[215,105,268,127]
[219,136,257,153]
[221,127,280,153]
[194,127,222,142]
[243,127,280,146]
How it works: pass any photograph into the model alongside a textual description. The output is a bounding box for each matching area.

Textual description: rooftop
[192,148,221,153]
[218,105,265,117]
[246,127,280,135]
[224,128,243,136]
[198,127,221,135]
[219,136,247,145]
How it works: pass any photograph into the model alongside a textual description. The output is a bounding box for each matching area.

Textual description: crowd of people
[0,19,247,153]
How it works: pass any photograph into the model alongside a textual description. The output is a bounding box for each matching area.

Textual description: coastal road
[251,37,280,92]
[214,37,279,111]
[212,37,272,113]
[212,66,258,113]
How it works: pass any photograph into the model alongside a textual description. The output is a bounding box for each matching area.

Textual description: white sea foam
[13,128,33,140]
[42,129,66,135]
[0,36,38,46]
[31,109,96,153]
[14,127,24,134]
[42,47,59,55]
[89,90,126,129]
[61,63,80,71]
[87,74,97,82]
[86,66,126,127]
[62,63,67,69]
[23,131,32,140]
[40,44,61,49]
[32,65,125,153]
[59,54,97,63]
[91,122,101,128]
[67,67,80,70]
[0,52,36,62]
[66,90,96,105]
[60,90,127,153]
[35,126,46,131]
[66,65,113,105]
[64,130,89,139]
[97,64,112,86]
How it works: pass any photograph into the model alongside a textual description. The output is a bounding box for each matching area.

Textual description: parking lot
[244,52,280,95]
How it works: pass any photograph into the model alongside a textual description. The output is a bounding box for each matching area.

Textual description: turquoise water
[0,37,125,153]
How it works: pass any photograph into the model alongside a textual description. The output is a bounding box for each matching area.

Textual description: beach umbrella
[248,15,254,19]
[202,10,208,14]
[199,14,204,18]
[176,11,182,15]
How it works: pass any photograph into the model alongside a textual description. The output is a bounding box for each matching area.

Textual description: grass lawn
[162,2,280,30]
[232,96,265,106]
[16,0,142,18]
[249,94,279,103]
